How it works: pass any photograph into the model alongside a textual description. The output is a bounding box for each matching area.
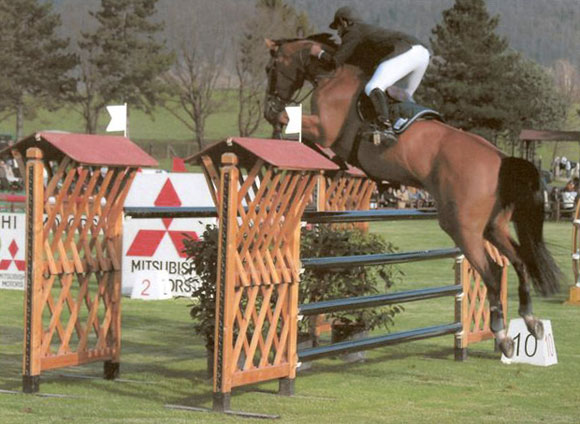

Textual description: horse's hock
[4,132,157,393]
[187,137,508,412]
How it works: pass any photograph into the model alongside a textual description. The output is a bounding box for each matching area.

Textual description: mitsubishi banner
[0,212,26,290]
[122,172,215,297]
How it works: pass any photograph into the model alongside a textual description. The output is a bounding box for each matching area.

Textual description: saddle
[356,86,443,146]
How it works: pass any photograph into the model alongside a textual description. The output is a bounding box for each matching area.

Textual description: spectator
[394,185,410,209]
[561,179,578,210]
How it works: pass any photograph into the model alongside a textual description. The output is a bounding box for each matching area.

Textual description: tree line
[0,0,576,153]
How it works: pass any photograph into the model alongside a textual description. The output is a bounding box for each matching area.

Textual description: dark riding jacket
[320,21,426,75]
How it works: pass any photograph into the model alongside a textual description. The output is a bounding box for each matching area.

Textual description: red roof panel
[38,132,158,167]
[314,144,367,177]
[3,132,158,167]
[187,137,340,171]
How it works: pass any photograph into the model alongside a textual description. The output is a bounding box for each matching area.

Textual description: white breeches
[364,45,430,97]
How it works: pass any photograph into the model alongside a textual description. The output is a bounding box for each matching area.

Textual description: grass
[1,220,579,423]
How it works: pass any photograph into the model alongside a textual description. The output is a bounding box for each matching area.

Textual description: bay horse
[263,34,561,358]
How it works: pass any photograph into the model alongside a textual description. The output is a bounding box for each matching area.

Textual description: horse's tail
[498,157,561,296]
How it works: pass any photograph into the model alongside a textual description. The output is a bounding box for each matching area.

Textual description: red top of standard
[187,137,341,172]
[2,132,158,168]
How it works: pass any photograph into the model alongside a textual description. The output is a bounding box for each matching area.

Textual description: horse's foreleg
[485,224,544,340]
[277,111,323,142]
[302,115,322,141]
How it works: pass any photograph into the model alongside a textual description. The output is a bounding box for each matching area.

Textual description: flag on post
[106,103,127,137]
[284,104,302,143]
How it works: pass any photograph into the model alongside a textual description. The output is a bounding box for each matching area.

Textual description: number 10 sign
[501,318,558,366]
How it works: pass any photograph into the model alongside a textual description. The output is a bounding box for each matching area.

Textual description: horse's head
[263,34,337,135]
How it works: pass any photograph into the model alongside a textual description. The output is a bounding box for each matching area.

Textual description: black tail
[498,157,561,296]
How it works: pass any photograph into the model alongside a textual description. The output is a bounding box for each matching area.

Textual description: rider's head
[329,6,362,35]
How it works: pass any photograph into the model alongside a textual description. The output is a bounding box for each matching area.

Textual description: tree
[161,44,226,151]
[159,1,230,151]
[419,0,517,141]
[0,0,77,139]
[503,55,567,153]
[236,0,312,137]
[74,0,173,134]
[420,0,567,148]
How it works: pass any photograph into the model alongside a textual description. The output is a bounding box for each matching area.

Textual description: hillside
[50,0,580,69]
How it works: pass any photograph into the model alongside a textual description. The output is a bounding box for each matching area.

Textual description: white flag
[285,105,302,142]
[106,103,127,135]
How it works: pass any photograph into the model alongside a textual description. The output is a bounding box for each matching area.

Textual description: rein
[268,47,317,105]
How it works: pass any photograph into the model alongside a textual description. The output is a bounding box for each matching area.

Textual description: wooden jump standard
[0,132,157,393]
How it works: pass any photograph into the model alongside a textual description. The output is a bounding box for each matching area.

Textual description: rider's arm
[310,44,336,68]
[331,29,360,66]
[310,26,362,68]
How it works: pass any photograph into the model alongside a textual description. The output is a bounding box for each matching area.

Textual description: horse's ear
[265,38,279,52]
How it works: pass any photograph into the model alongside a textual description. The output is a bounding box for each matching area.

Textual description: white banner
[0,213,26,290]
[106,103,127,134]
[285,104,302,142]
[123,172,215,298]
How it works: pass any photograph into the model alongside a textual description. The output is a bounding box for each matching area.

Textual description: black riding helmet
[329,6,362,29]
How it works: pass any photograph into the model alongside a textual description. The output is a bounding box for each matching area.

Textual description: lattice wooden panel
[24,150,135,376]
[321,174,375,212]
[204,152,318,394]
[318,174,375,232]
[460,241,508,346]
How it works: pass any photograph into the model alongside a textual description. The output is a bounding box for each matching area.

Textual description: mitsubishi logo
[126,178,198,258]
[0,239,25,271]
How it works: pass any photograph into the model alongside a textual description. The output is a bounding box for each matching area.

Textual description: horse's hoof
[528,319,544,340]
[499,337,515,358]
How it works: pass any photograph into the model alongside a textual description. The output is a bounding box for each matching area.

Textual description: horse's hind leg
[455,232,515,357]
[485,222,544,340]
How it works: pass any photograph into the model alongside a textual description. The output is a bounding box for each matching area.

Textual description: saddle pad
[390,101,442,134]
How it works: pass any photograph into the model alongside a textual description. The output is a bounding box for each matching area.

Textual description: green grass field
[1,220,579,423]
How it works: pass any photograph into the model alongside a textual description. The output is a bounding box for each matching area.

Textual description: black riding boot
[368,88,397,142]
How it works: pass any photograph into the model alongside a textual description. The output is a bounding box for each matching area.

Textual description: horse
[263,34,561,358]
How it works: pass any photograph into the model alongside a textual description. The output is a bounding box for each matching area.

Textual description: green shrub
[300,225,404,332]
[183,224,219,351]
[184,223,404,350]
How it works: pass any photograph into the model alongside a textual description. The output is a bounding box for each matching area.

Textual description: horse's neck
[309,65,364,158]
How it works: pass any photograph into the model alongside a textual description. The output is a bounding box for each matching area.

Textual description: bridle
[264,45,316,132]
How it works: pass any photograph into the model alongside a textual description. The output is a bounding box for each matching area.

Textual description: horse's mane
[274,33,339,52]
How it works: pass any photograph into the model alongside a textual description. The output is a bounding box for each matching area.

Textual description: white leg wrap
[364,45,430,97]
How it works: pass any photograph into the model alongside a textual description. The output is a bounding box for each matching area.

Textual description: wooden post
[213,153,239,412]
[22,148,44,393]
[454,255,468,361]
[105,199,124,380]
[279,185,303,396]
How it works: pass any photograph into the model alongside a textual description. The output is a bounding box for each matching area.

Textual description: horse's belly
[356,141,424,188]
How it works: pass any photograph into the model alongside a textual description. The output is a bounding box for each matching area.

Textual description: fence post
[213,153,239,412]
[454,254,468,361]
[22,148,44,393]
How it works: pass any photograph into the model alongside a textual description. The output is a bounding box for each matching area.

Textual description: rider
[310,6,430,140]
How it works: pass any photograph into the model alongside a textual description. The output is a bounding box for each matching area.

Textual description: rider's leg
[368,88,396,142]
[398,46,430,98]
[368,88,392,127]
[365,45,431,98]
